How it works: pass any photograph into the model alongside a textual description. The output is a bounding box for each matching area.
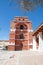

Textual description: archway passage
[15,43,23,51]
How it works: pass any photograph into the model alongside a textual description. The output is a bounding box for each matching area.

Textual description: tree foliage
[9,0,43,11]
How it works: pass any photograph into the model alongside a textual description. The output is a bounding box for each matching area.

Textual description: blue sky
[0,0,43,40]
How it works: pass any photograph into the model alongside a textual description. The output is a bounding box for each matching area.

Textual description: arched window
[20,25,24,29]
[20,34,24,39]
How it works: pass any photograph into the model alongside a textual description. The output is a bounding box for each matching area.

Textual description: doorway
[15,43,23,51]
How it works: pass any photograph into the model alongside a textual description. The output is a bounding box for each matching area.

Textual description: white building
[0,40,9,50]
[33,23,43,51]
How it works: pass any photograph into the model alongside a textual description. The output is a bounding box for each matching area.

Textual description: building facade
[33,23,43,51]
[0,40,9,50]
[8,17,33,50]
[0,17,43,51]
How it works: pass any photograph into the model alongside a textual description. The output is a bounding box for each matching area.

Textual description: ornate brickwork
[8,17,33,50]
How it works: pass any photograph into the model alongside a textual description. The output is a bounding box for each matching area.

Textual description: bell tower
[8,16,33,50]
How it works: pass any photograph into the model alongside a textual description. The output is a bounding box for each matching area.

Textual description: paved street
[0,50,43,65]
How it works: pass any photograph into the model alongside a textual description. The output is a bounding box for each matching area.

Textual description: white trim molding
[20,30,23,31]
[8,43,15,45]
[10,29,16,32]
[28,43,33,45]
[28,29,33,32]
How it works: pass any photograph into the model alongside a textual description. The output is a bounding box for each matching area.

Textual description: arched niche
[15,22,28,29]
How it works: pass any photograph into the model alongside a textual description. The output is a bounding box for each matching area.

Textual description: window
[20,34,24,39]
[20,25,24,29]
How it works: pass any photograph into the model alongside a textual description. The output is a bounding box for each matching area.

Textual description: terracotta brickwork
[8,17,33,50]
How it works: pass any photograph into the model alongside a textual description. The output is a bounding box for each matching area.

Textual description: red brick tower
[8,16,33,50]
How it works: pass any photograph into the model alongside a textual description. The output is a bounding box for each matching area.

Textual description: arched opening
[15,23,28,30]
[20,25,24,29]
[15,43,23,50]
[20,34,24,39]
